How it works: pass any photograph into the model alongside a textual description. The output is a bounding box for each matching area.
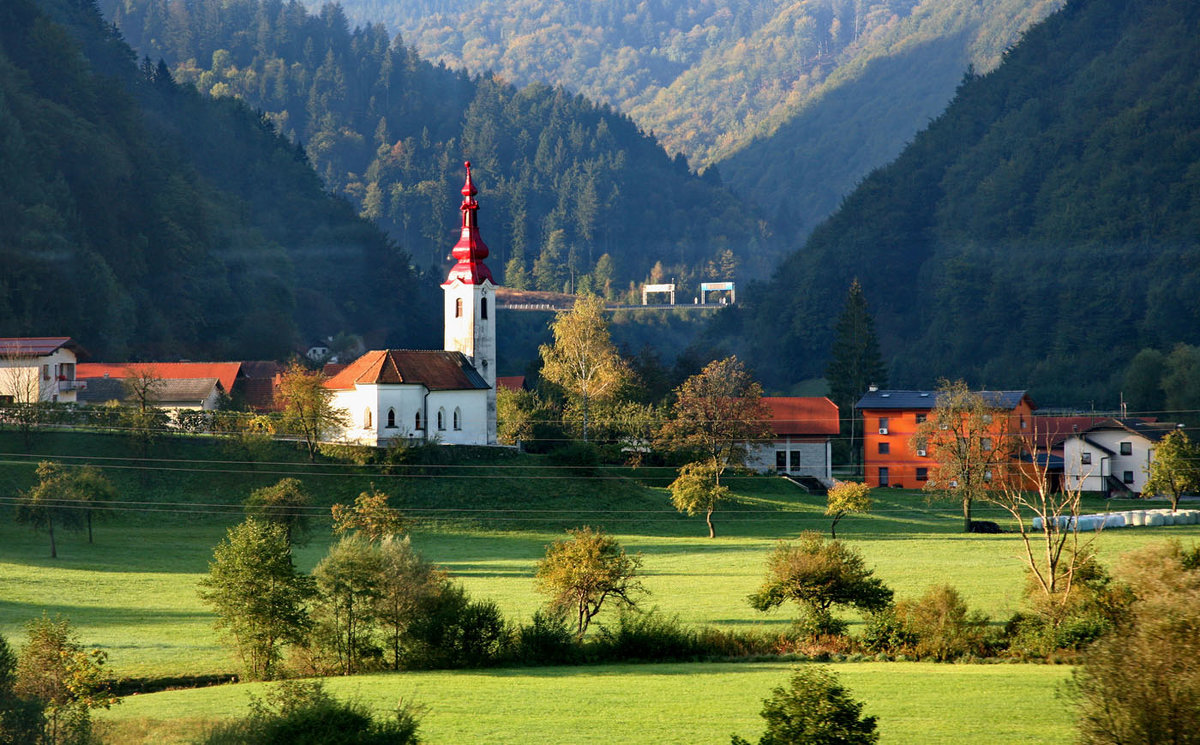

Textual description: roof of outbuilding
[78,377,223,405]
[761,397,840,436]
[855,389,1031,411]
[77,362,241,394]
[324,350,489,391]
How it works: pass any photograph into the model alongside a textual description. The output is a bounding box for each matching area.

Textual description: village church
[324,162,497,446]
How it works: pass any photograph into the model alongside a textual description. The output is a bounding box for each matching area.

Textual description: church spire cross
[444,161,494,286]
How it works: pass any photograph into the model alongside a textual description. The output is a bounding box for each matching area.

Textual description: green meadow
[0,430,1194,741]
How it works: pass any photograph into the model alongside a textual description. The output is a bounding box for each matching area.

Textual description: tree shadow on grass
[0,598,210,629]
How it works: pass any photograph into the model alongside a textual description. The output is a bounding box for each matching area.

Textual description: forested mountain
[315,0,1061,239]
[98,0,767,294]
[721,0,1200,406]
[1,0,434,361]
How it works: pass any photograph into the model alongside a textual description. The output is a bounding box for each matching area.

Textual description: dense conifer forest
[98,0,769,297]
[0,0,436,360]
[724,0,1200,406]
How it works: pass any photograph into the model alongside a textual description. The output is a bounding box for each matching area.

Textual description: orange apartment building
[855,388,1037,488]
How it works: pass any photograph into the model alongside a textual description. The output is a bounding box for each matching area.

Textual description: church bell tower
[442,161,496,442]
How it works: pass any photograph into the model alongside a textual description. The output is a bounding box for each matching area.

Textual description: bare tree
[984,432,1097,611]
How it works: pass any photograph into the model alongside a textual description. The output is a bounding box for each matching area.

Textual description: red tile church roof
[324,350,489,391]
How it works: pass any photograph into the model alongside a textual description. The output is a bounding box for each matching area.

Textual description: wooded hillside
[1,0,434,360]
[99,0,769,294]
[726,0,1200,406]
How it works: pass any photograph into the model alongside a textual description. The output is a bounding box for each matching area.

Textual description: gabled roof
[761,397,840,437]
[1067,417,1181,444]
[856,389,1032,411]
[324,350,489,391]
[0,337,87,359]
[1030,415,1159,450]
[77,362,241,394]
[496,375,526,392]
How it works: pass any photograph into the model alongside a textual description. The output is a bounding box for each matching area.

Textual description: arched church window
[481,297,488,320]
[437,408,446,431]
[455,298,463,318]
[453,407,462,430]
[415,411,423,431]
[364,408,372,429]
[386,408,396,428]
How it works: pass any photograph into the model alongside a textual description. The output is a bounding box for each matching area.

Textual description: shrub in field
[513,610,580,666]
[14,616,117,745]
[748,532,892,640]
[200,680,422,745]
[1072,548,1200,745]
[401,584,510,670]
[731,666,878,745]
[1006,558,1133,658]
[894,585,990,661]
[859,607,915,656]
[535,527,646,638]
[590,609,704,663]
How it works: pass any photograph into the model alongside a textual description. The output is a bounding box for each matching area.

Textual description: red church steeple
[443,161,494,286]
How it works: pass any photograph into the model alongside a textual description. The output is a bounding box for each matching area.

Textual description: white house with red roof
[746,397,840,484]
[324,163,497,446]
[0,337,86,404]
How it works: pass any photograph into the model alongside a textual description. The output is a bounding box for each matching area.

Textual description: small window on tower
[455,298,463,318]
[481,297,488,320]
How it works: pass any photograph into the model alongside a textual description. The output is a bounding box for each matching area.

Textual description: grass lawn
[0,430,1193,741]
[96,661,1076,744]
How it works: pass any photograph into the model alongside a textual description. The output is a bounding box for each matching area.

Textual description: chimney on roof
[868,384,878,392]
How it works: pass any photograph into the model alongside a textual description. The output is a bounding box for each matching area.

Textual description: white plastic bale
[1033,517,1044,531]
[1147,513,1166,527]
[1131,511,1146,527]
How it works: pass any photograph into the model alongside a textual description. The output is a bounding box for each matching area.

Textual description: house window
[790,451,801,467]
[61,363,74,380]
[386,408,396,428]
[879,417,890,430]
[1123,470,1134,484]
[981,437,993,451]
[1081,452,1092,465]
[42,364,50,380]
[982,414,993,424]
[984,469,993,482]
[437,408,446,431]
[363,408,372,429]
[1020,416,1027,429]
[878,442,890,455]
[415,412,423,431]
[453,407,462,430]
[455,298,463,318]
[776,451,787,471]
[916,467,928,482]
[916,414,926,424]
[1120,442,1132,456]
[878,467,890,486]
[481,297,488,320]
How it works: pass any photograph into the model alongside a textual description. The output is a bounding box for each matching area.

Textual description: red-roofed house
[746,397,840,484]
[77,362,241,396]
[0,337,86,404]
[496,376,526,392]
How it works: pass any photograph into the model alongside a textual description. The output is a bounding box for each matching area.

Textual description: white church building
[325,162,497,446]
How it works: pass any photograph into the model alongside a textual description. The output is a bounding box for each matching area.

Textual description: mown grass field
[96,661,1076,744]
[0,430,1194,741]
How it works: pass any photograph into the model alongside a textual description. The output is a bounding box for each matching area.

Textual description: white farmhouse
[326,162,497,446]
[745,396,840,486]
[0,337,85,405]
[1062,418,1180,495]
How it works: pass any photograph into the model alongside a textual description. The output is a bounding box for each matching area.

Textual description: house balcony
[57,379,82,393]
